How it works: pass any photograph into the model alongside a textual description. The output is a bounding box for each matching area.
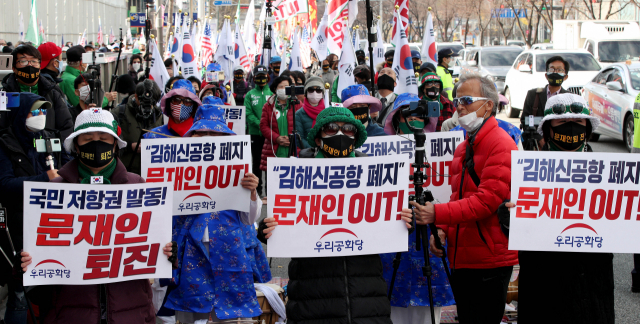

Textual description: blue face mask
[55,60,63,75]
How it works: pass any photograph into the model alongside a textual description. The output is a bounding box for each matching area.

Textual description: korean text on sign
[141,136,252,215]
[23,182,173,286]
[266,155,409,258]
[510,151,640,254]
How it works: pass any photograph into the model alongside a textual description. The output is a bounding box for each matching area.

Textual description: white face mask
[79,85,91,103]
[458,101,489,133]
[132,63,141,71]
[307,92,323,105]
[276,88,288,100]
[26,115,46,132]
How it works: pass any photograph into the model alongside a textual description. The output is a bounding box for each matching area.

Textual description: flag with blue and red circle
[391,9,418,95]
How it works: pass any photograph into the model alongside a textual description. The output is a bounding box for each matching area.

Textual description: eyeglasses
[29,109,47,117]
[547,103,589,115]
[17,59,41,67]
[170,97,194,106]
[423,81,440,88]
[547,67,566,74]
[452,96,489,108]
[322,123,357,137]
[307,88,323,94]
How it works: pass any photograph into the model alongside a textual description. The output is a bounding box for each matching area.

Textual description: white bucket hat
[537,93,600,136]
[64,109,127,153]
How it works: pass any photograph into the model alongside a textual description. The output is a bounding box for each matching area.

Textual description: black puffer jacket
[1,73,74,143]
[259,148,392,324]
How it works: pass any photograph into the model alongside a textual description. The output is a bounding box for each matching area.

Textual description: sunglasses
[29,109,47,117]
[322,123,357,137]
[170,97,194,106]
[452,96,489,108]
[307,88,323,94]
[547,103,589,115]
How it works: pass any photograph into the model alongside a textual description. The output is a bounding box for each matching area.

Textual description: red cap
[37,42,62,69]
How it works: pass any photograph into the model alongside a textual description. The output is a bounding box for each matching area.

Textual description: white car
[582,62,639,151]
[503,49,601,118]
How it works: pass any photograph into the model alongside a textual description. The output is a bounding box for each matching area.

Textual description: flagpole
[226,15,234,98]
[365,0,376,97]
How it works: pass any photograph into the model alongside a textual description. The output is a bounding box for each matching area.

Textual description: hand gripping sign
[141,136,252,216]
[510,151,640,253]
[266,155,409,258]
[23,182,173,286]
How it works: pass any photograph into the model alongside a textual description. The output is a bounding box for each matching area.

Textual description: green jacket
[110,96,164,175]
[295,108,315,149]
[60,66,108,107]
[244,85,273,135]
[436,65,454,101]
[331,76,341,104]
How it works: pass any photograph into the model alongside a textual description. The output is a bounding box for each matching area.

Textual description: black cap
[66,45,86,62]
[115,74,136,94]
[419,62,436,73]
[354,64,370,75]
[384,49,395,60]
[254,65,268,76]
[355,49,365,58]
[437,48,459,58]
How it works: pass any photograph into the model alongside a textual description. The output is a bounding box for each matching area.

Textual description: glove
[497,200,510,237]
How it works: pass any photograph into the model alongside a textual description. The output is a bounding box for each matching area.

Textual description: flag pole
[226,15,234,98]
[364,0,376,97]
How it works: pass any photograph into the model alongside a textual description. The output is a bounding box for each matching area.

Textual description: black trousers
[450,266,513,324]
[251,135,265,195]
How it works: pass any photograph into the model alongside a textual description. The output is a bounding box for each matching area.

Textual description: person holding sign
[258,107,414,324]
[377,92,454,321]
[145,79,203,139]
[19,109,175,324]
[162,105,265,323]
[411,74,519,324]
[504,93,614,324]
[341,84,387,137]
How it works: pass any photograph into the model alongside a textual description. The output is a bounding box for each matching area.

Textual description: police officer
[436,48,458,101]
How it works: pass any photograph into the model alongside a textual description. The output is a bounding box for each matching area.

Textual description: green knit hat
[307,106,368,149]
[418,72,443,96]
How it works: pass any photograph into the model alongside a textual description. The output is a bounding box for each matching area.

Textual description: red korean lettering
[114,212,149,244]
[146,168,165,183]
[122,243,160,276]
[83,248,111,279]
[623,190,638,220]
[348,193,366,224]
[562,189,583,219]
[36,213,74,246]
[272,195,296,225]
[174,167,184,191]
[74,215,97,245]
[321,195,342,225]
[183,166,202,190]
[516,187,540,218]
[382,191,398,221]
[94,214,114,246]
[538,188,554,218]
[365,193,382,223]
[589,189,607,220]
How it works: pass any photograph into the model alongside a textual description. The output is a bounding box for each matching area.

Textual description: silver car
[582,62,639,151]
[460,46,523,94]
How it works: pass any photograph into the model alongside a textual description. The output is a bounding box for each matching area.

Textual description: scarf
[78,159,116,184]
[303,99,325,127]
[168,117,194,137]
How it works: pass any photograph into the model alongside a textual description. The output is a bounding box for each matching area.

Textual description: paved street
[258,111,640,323]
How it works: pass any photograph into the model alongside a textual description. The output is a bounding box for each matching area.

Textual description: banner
[373,22,385,68]
[272,0,309,22]
[23,182,173,286]
[310,5,329,62]
[141,136,252,216]
[509,151,640,253]
[180,17,200,80]
[223,106,246,135]
[337,20,355,100]
[421,12,437,65]
[391,10,418,95]
[309,0,318,35]
[266,155,409,258]
[327,0,349,55]
[148,39,171,99]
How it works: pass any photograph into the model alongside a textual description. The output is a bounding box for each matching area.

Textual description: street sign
[491,8,527,19]
[214,0,234,5]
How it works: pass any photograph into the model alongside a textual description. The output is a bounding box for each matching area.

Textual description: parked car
[582,62,639,151]
[460,46,523,94]
[507,40,527,48]
[503,49,601,118]
[531,43,554,50]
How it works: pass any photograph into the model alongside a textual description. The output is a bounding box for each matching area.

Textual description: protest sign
[223,106,246,135]
[266,155,409,258]
[141,136,252,216]
[360,132,464,203]
[23,182,173,286]
[510,151,640,253]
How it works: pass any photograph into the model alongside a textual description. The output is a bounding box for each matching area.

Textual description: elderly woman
[505,93,614,324]
[341,84,387,136]
[145,79,202,138]
[164,105,266,324]
[294,76,326,148]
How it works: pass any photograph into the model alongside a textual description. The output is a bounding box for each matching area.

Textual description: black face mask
[322,65,330,71]
[16,66,40,84]
[357,58,366,65]
[413,63,420,73]
[320,135,356,158]
[255,77,268,86]
[78,140,115,168]
[349,106,369,123]
[234,73,244,80]
[377,74,395,91]
[272,66,280,74]
[386,60,393,66]
[424,86,440,100]
[547,72,565,86]
[551,122,586,151]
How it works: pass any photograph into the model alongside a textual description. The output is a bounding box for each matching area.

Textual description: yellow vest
[437,65,454,101]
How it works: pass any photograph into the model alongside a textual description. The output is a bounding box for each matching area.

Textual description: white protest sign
[272,0,309,22]
[141,136,252,216]
[23,182,173,286]
[510,151,640,253]
[267,155,409,258]
[360,132,464,203]
[223,106,246,135]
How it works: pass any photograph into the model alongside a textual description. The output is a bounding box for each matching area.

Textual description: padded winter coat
[259,95,302,171]
[434,116,519,269]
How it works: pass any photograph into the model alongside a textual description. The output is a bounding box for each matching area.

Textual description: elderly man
[374,67,397,124]
[412,73,519,324]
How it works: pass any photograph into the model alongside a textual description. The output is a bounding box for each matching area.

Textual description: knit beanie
[537,93,600,136]
[307,106,368,149]
[64,109,127,153]
[418,72,443,96]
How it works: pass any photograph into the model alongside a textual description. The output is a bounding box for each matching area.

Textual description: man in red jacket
[411,73,518,323]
